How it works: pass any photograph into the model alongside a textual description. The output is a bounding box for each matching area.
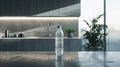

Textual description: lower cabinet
[0,38,82,51]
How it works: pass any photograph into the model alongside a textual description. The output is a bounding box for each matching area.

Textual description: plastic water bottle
[55,25,64,60]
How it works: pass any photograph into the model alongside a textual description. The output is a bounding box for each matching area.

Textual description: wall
[0,17,79,37]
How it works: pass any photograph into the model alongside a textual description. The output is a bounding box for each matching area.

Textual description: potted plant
[65,27,75,38]
[82,14,108,51]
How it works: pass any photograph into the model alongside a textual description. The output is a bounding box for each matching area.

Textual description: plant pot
[67,33,73,38]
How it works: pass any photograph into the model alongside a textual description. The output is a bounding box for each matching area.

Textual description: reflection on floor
[0,51,120,67]
[78,51,120,67]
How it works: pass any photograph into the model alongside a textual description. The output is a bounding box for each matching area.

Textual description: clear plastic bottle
[55,25,64,60]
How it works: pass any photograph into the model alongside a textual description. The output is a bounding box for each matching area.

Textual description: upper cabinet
[0,0,80,17]
[59,0,80,17]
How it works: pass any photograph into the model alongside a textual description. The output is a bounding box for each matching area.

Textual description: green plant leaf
[65,27,75,33]
[83,14,108,50]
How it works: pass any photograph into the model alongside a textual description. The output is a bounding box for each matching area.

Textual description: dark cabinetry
[0,38,82,51]
[0,0,80,16]
[0,39,17,51]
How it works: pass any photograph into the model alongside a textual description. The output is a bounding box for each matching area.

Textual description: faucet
[48,22,52,37]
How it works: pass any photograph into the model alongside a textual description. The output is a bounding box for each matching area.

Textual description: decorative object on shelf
[82,14,108,51]
[65,27,75,38]
[4,30,9,37]
[18,32,24,37]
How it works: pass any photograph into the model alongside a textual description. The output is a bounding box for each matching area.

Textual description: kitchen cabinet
[59,0,80,17]
[0,39,17,51]
[0,0,80,16]
[0,38,82,51]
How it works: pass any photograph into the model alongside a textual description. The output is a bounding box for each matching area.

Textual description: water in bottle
[55,25,64,67]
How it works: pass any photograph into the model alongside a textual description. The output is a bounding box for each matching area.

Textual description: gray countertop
[0,37,81,39]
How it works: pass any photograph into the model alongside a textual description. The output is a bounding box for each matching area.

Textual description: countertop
[0,37,81,39]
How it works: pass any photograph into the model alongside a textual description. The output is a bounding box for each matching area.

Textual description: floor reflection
[55,55,64,67]
[0,51,120,67]
[78,51,105,67]
[78,51,120,67]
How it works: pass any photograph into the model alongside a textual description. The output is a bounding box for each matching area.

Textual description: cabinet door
[0,0,25,16]
[60,0,80,17]
[48,0,60,16]
[16,39,24,51]
[0,0,80,16]
[35,39,54,51]
[23,39,35,51]
[35,0,61,16]
[64,39,82,51]
[16,39,35,51]
[34,0,50,16]
[0,39,17,51]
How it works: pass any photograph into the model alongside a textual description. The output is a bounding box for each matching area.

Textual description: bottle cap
[57,25,62,28]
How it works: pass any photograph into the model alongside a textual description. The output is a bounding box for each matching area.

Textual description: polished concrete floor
[78,51,120,67]
[0,51,119,67]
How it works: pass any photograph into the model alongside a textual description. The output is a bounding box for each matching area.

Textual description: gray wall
[0,17,79,37]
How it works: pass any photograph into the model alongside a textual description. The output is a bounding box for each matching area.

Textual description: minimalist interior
[0,0,119,67]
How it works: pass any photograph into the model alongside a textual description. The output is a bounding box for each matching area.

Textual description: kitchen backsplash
[0,17,79,37]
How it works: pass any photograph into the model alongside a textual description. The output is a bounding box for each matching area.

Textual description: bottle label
[55,37,64,56]
[56,37,63,48]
